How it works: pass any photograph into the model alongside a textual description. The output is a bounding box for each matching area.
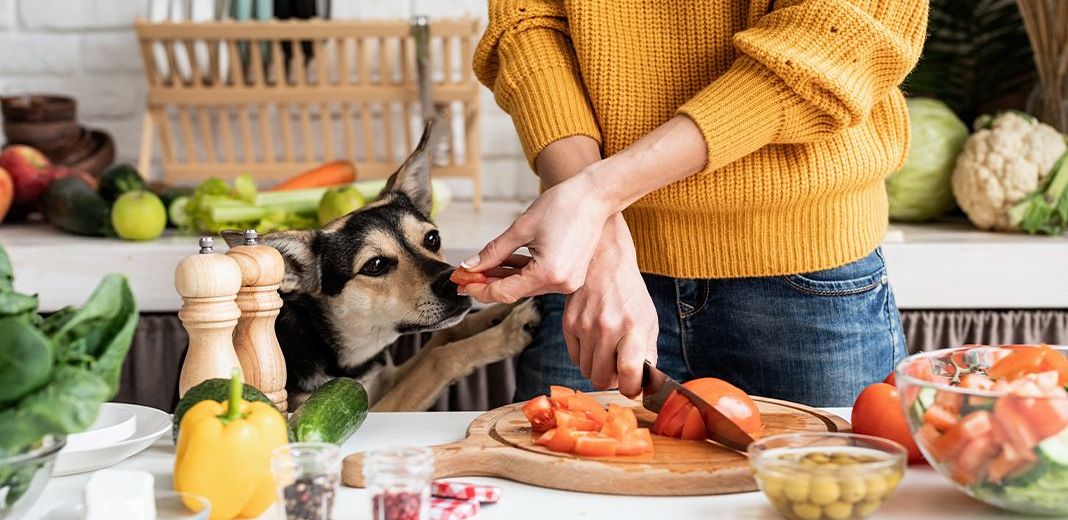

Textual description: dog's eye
[423,230,441,251]
[358,257,391,277]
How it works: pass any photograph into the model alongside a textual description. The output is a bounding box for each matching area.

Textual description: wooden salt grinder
[227,230,288,411]
[175,237,243,397]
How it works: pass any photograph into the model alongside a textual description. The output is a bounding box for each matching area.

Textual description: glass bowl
[895,345,1068,515]
[748,432,906,520]
[0,435,65,520]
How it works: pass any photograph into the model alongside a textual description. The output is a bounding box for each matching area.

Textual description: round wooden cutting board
[342,392,850,496]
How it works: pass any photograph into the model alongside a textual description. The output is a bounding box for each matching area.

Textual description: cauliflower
[951,112,1067,232]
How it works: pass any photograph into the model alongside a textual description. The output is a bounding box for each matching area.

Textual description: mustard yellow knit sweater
[473,0,929,278]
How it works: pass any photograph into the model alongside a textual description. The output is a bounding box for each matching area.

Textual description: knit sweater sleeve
[678,0,928,174]
[473,0,601,165]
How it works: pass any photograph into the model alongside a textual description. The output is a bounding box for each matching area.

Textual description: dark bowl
[43,127,95,164]
[0,95,76,122]
[2,119,80,147]
[62,130,115,176]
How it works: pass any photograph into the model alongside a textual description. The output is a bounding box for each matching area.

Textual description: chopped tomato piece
[952,435,999,484]
[449,267,487,287]
[988,346,1068,385]
[567,392,609,427]
[549,385,576,408]
[923,404,959,432]
[1009,394,1068,442]
[960,373,994,391]
[680,407,707,441]
[934,389,964,414]
[994,398,1039,453]
[651,378,764,442]
[534,429,555,446]
[573,434,618,457]
[987,442,1037,484]
[607,405,639,430]
[600,415,635,440]
[616,428,654,456]
[522,395,556,433]
[555,410,598,432]
[546,426,578,453]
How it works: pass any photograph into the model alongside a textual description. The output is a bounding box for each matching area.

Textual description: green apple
[111,190,166,240]
[318,186,367,226]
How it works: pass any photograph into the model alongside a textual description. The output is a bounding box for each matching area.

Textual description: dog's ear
[259,230,321,294]
[383,121,433,216]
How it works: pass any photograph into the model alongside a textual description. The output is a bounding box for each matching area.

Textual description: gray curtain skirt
[115,310,1068,412]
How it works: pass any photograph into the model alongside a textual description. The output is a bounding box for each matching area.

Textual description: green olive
[838,476,867,503]
[809,476,841,506]
[884,469,903,491]
[761,475,785,500]
[824,501,853,520]
[784,477,811,502]
[831,453,856,464]
[805,452,832,464]
[856,499,882,517]
[864,476,888,501]
[792,502,822,520]
[800,458,820,468]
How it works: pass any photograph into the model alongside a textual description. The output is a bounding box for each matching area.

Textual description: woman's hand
[462,171,616,304]
[563,213,658,397]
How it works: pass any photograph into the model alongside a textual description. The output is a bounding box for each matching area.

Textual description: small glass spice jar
[364,446,435,520]
[271,442,342,520]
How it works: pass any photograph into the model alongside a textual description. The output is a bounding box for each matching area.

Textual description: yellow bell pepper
[174,372,288,520]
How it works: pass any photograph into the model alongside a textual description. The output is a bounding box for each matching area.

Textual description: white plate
[46,491,211,520]
[54,404,170,476]
[61,404,137,453]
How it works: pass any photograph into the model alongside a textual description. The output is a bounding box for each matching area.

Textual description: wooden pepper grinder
[227,230,288,411]
[175,237,243,397]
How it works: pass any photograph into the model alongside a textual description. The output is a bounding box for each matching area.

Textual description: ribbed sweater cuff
[498,65,602,167]
[677,56,792,175]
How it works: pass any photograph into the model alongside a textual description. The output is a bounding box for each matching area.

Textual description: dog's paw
[498,298,542,350]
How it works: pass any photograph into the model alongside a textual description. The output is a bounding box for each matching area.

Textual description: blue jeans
[514,248,905,408]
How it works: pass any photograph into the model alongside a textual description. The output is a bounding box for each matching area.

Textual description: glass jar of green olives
[748,433,907,520]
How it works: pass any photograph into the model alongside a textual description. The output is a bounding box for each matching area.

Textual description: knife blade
[641,360,756,452]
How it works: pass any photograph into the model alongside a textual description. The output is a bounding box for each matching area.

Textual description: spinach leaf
[0,366,110,454]
[0,246,14,293]
[0,317,53,407]
[48,274,137,394]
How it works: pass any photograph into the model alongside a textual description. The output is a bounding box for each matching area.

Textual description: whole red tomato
[852,382,924,463]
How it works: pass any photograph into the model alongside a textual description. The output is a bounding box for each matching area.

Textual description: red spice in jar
[372,491,424,520]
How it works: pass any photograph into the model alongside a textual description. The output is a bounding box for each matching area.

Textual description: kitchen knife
[641,360,756,452]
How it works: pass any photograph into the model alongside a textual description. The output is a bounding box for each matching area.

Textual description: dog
[224,124,540,411]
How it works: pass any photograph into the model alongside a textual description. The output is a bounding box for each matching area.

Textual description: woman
[463,0,929,407]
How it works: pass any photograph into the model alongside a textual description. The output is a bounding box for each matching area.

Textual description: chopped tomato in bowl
[894,344,1068,515]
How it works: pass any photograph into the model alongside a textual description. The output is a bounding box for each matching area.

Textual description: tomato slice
[987,441,1037,483]
[960,373,994,391]
[994,398,1039,453]
[607,405,639,430]
[1038,345,1068,385]
[546,426,578,453]
[1009,394,1068,442]
[573,434,618,457]
[555,410,598,432]
[600,415,636,440]
[651,378,763,441]
[534,428,555,446]
[567,392,609,427]
[923,404,959,432]
[934,389,964,414]
[616,428,654,456]
[680,407,707,440]
[449,268,487,287]
[951,435,999,485]
[522,395,556,433]
[989,348,1047,381]
[651,396,689,438]
[549,385,576,408]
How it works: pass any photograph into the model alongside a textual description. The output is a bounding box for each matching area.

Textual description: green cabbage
[887,98,969,222]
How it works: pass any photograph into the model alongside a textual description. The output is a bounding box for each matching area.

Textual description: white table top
[2,202,1067,311]
[25,408,1026,520]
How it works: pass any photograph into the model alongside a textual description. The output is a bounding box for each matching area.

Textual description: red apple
[0,145,51,205]
[0,167,13,223]
[47,166,98,190]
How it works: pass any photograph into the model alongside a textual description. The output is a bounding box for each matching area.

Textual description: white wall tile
[20,0,148,30]
[0,33,79,74]
[331,0,413,20]
[2,75,146,120]
[411,0,487,21]
[0,0,12,29]
[82,32,143,73]
[82,115,144,166]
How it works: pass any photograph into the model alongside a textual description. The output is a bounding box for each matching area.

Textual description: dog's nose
[432,272,460,299]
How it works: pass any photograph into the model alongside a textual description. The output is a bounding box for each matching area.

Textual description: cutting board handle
[341,441,500,487]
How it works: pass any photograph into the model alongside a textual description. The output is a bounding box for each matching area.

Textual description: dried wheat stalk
[1017,0,1068,131]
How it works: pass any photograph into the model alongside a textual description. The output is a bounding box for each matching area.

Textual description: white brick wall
[0,0,534,201]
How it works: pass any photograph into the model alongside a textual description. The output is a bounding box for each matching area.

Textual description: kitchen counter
[25,408,1025,520]
[2,203,1066,312]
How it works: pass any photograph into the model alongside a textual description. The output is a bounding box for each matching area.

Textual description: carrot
[270,160,356,191]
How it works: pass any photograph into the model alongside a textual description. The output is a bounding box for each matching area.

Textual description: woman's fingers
[616,331,651,398]
[463,220,531,272]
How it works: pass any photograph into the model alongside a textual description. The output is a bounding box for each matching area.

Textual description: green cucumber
[288,377,368,444]
[40,177,114,237]
[172,378,275,441]
[1039,427,1068,466]
[99,164,146,203]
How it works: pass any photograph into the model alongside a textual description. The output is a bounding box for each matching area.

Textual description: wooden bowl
[3,119,80,147]
[38,127,90,158]
[1,95,76,122]
[48,127,97,165]
[62,130,115,176]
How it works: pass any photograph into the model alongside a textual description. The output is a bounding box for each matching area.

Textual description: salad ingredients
[522,386,654,457]
[851,383,923,463]
[317,185,367,226]
[172,377,276,442]
[650,377,763,440]
[111,190,166,241]
[288,377,369,444]
[174,371,288,520]
[886,98,969,222]
[951,111,1068,233]
[899,345,1068,515]
[270,160,356,191]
